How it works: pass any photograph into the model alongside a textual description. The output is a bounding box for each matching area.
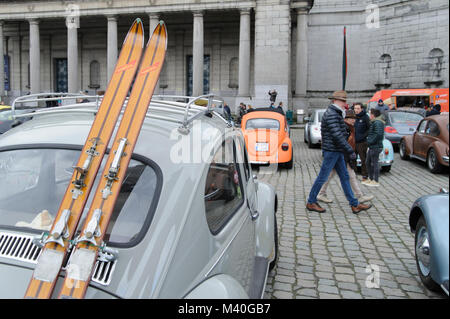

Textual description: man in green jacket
[362,108,385,187]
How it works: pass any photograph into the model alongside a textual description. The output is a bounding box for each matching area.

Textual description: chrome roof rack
[11,93,230,133]
[11,92,101,120]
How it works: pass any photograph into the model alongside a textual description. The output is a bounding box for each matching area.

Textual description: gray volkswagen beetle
[409,189,449,296]
[0,94,278,299]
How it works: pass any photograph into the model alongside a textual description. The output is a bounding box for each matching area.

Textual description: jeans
[308,151,359,207]
[366,148,382,182]
[319,163,363,198]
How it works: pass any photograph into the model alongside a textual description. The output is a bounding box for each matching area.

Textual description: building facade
[0,0,448,113]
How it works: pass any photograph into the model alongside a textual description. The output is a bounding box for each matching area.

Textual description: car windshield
[0,148,160,246]
[388,112,423,125]
[245,118,280,130]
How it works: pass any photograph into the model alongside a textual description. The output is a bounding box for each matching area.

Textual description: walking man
[354,103,371,181]
[306,91,372,214]
[362,108,385,187]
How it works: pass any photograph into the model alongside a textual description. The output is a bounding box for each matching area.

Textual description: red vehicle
[368,89,449,113]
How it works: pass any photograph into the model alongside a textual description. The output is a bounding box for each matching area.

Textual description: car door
[204,136,255,295]
[413,119,428,158]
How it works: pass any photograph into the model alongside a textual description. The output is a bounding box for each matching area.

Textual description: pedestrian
[375,98,390,118]
[268,89,277,103]
[306,90,372,214]
[277,102,283,110]
[426,103,441,117]
[223,103,232,122]
[354,102,371,182]
[237,102,247,124]
[317,109,374,204]
[362,108,385,187]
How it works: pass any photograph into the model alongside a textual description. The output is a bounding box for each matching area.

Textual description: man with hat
[306,90,372,214]
[375,98,390,119]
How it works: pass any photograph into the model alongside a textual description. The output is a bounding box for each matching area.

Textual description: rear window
[317,111,325,123]
[245,118,280,130]
[0,147,161,247]
[388,112,423,124]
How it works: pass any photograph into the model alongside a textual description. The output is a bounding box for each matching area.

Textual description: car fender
[382,138,394,164]
[254,181,277,260]
[427,140,448,165]
[409,194,449,286]
[184,274,249,299]
[402,135,414,155]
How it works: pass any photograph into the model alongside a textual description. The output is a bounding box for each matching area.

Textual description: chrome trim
[0,232,42,264]
[442,156,449,163]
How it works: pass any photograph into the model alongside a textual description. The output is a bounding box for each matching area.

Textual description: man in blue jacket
[306,91,372,214]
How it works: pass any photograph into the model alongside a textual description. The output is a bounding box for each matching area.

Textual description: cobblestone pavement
[262,128,449,299]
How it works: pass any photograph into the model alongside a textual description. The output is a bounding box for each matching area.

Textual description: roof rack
[11,93,231,133]
[11,92,100,120]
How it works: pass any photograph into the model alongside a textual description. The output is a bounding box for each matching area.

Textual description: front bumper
[443,156,449,165]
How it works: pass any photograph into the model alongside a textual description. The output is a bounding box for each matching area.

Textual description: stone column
[295,9,308,96]
[174,30,185,95]
[29,19,40,94]
[238,8,251,97]
[67,16,79,93]
[0,21,4,97]
[192,11,204,97]
[149,13,160,94]
[107,15,118,82]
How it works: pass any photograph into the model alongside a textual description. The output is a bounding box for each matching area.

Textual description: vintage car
[0,94,278,299]
[409,189,449,296]
[399,114,449,173]
[241,108,293,169]
[356,138,394,172]
[304,108,326,148]
[384,109,424,148]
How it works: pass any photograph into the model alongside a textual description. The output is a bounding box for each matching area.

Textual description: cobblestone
[264,129,448,299]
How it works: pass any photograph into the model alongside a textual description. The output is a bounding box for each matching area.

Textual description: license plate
[255,143,269,152]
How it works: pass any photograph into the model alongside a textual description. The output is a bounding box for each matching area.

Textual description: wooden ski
[57,21,167,299]
[24,19,144,299]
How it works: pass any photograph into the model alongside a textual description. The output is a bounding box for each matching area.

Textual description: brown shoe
[306,202,326,213]
[351,203,372,214]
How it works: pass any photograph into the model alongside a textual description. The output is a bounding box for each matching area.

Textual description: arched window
[228,57,238,89]
[429,48,444,78]
[89,60,100,89]
[375,54,391,88]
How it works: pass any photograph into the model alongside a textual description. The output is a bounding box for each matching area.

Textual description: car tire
[414,216,441,292]
[399,140,409,160]
[381,165,391,173]
[285,154,293,169]
[427,148,443,174]
[269,199,278,272]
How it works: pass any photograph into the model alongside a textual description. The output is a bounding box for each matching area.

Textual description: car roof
[424,113,449,124]
[243,109,286,121]
[0,103,233,175]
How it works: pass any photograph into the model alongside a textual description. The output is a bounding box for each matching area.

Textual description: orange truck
[368,88,449,112]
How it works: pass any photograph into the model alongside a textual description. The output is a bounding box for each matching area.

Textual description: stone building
[0,0,448,113]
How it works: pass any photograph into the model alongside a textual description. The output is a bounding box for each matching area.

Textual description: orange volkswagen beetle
[241,108,293,169]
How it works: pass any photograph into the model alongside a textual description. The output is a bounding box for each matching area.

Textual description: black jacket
[367,116,385,149]
[321,104,354,155]
[354,110,371,143]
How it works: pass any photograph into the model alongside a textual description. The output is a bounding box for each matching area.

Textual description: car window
[0,109,31,121]
[0,148,160,247]
[425,120,440,137]
[204,139,244,235]
[245,118,280,130]
[417,120,428,134]
[317,111,325,123]
[235,136,250,182]
[388,112,423,124]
